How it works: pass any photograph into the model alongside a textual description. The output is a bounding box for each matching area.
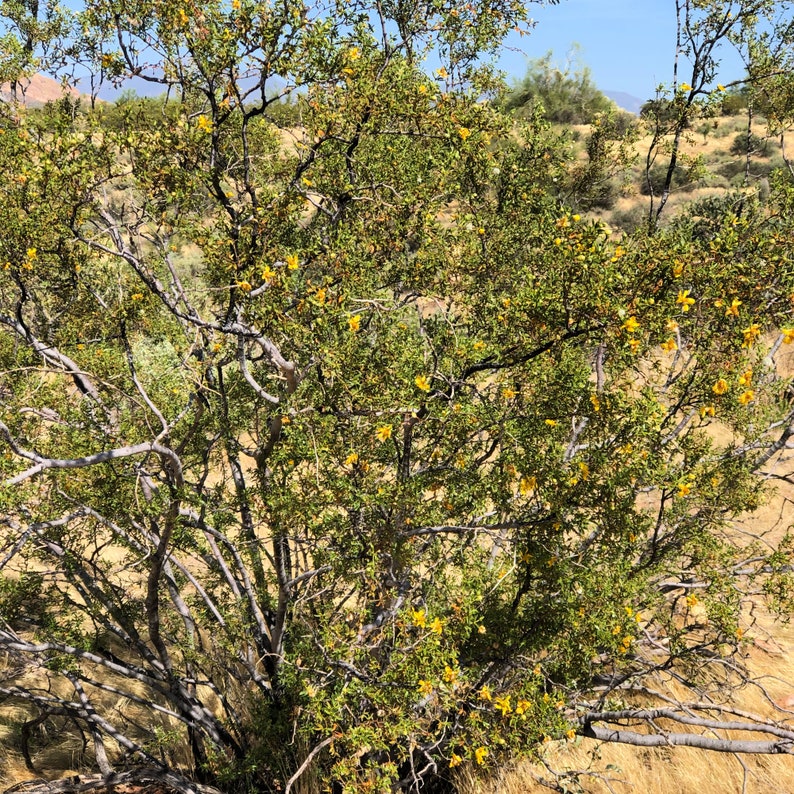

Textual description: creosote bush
[0,1,794,793]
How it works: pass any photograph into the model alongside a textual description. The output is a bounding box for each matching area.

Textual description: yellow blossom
[430,617,443,635]
[502,386,517,400]
[572,213,581,222]
[473,340,485,351]
[474,746,488,765]
[661,337,677,352]
[672,260,683,278]
[738,369,753,387]
[348,315,361,332]
[314,287,326,304]
[443,665,458,684]
[686,593,699,608]
[742,323,761,348]
[196,115,213,133]
[676,290,696,312]
[677,482,691,498]
[666,318,679,332]
[699,404,715,418]
[449,753,463,768]
[494,695,512,716]
[515,699,531,715]
[738,389,754,405]
[375,425,392,442]
[236,280,252,292]
[725,298,742,317]
[478,685,492,702]
[344,452,359,467]
[261,265,276,282]
[622,316,640,333]
[26,247,37,261]
[782,328,794,344]
[712,378,729,395]
[519,475,537,494]
[679,82,692,91]
[628,338,641,354]
[717,84,726,91]
[578,461,589,481]
[285,253,299,270]
[415,374,431,392]
[457,127,471,141]
[544,419,557,427]
[435,66,448,79]
[566,729,577,741]
[418,679,433,695]
[131,293,143,301]
[411,609,426,628]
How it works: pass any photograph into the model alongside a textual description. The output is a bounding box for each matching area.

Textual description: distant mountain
[0,73,81,107]
[604,91,644,115]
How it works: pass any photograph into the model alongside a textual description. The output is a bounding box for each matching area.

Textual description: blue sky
[496,0,748,102]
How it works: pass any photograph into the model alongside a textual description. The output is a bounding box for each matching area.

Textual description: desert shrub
[730,131,769,156]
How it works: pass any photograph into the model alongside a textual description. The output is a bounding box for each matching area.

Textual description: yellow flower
[712,378,729,395]
[679,82,692,91]
[443,665,458,684]
[478,685,492,702]
[473,340,485,351]
[738,389,754,405]
[415,374,431,392]
[544,419,557,427]
[26,247,37,261]
[232,0,241,9]
[417,84,428,95]
[430,617,443,635]
[590,392,600,412]
[686,593,699,608]
[742,323,761,348]
[676,290,696,312]
[661,337,677,352]
[725,298,742,317]
[738,368,753,387]
[622,316,640,333]
[348,314,361,332]
[502,386,517,400]
[628,338,641,354]
[285,253,299,270]
[314,287,326,304]
[494,695,512,716]
[435,66,448,79]
[449,753,463,768]
[261,265,276,282]
[347,46,360,60]
[131,293,143,301]
[236,280,252,292]
[418,679,433,695]
[782,328,794,344]
[515,699,531,716]
[666,318,679,332]
[457,127,471,141]
[411,609,426,628]
[677,482,691,498]
[566,729,577,741]
[578,461,589,481]
[474,746,488,765]
[196,115,213,133]
[519,475,537,494]
[672,260,683,278]
[717,84,726,91]
[344,452,359,466]
[699,404,715,418]
[375,425,392,442]
[572,214,581,222]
